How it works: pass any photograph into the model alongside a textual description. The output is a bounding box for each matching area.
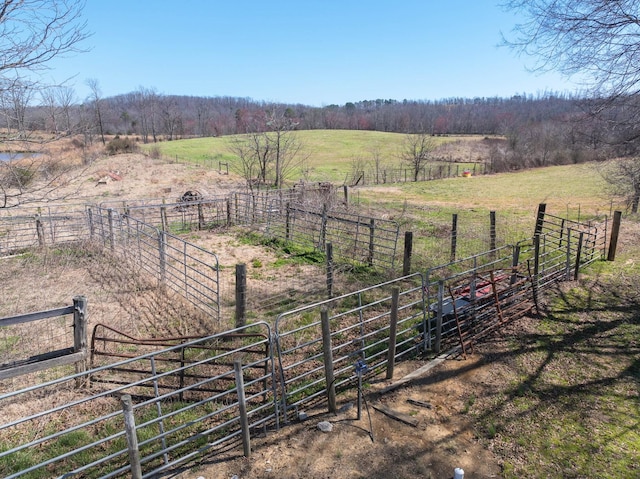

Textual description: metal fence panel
[274,273,425,422]
[0,323,275,479]
[89,207,220,323]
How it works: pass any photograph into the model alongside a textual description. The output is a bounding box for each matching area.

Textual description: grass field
[146,130,622,268]
[144,130,481,182]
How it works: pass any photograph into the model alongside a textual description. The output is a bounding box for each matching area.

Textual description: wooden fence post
[450,214,458,262]
[35,214,45,247]
[234,360,252,457]
[235,263,247,327]
[510,244,521,285]
[607,210,622,261]
[320,204,328,250]
[386,287,400,380]
[73,295,88,376]
[320,309,337,414]
[343,185,349,206]
[403,231,413,276]
[87,208,95,240]
[120,395,143,479]
[160,205,168,232]
[326,242,333,298]
[574,231,584,280]
[534,203,547,236]
[107,208,115,252]
[197,203,205,230]
[285,202,291,241]
[565,229,573,280]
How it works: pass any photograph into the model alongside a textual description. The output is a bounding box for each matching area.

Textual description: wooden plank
[378,352,454,395]
[407,398,433,409]
[0,351,86,380]
[0,306,74,327]
[372,403,419,427]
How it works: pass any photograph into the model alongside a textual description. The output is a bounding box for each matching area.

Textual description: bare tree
[502,0,640,204]
[55,85,76,134]
[265,108,304,189]
[228,108,306,189]
[228,135,263,191]
[399,133,436,181]
[133,86,159,143]
[0,0,89,208]
[85,78,105,145]
[602,158,640,213]
[502,1,640,97]
[0,0,89,77]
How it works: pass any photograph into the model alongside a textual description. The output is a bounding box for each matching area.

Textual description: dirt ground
[175,350,506,479]
[0,154,516,479]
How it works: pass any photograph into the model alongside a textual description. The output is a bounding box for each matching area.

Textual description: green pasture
[358,162,613,218]
[144,130,620,266]
[143,130,474,182]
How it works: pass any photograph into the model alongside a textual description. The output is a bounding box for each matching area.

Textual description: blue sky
[41,0,582,106]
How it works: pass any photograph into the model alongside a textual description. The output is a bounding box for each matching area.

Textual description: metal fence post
[368,218,375,266]
[235,263,247,327]
[489,211,496,253]
[285,202,291,241]
[607,210,622,261]
[120,395,143,479]
[434,280,444,354]
[403,231,413,276]
[87,207,95,240]
[234,360,252,457]
[320,309,337,413]
[73,295,88,377]
[386,287,400,380]
[534,203,547,236]
[450,214,458,262]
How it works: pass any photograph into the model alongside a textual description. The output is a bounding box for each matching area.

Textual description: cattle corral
[0,154,632,479]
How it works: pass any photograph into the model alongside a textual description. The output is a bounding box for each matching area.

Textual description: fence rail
[0,296,88,380]
[0,323,275,479]
[0,203,621,477]
[0,204,88,254]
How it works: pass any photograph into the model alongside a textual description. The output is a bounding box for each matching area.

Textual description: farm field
[144,130,491,182]
[1,132,639,478]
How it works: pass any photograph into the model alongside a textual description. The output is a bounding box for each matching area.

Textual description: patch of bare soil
[177,353,504,479]
[55,153,243,205]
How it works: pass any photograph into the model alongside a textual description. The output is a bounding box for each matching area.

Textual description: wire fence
[0,204,619,478]
[0,204,88,254]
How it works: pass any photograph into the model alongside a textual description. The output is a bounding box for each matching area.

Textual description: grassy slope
[145,130,468,182]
